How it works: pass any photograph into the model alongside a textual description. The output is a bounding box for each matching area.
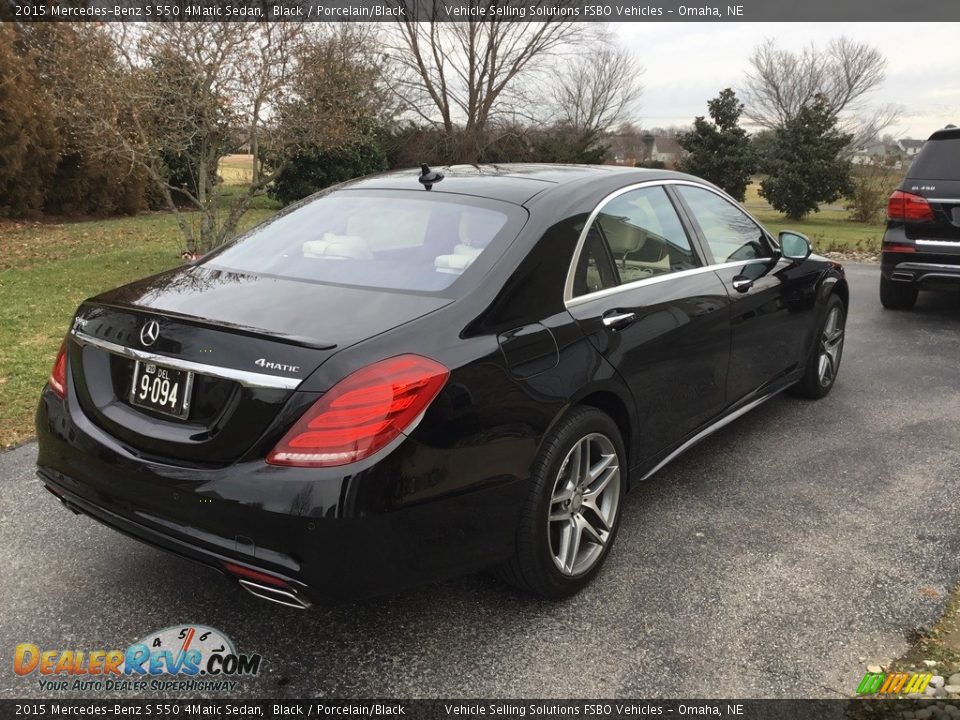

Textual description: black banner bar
[6,0,960,22]
[0,699,937,720]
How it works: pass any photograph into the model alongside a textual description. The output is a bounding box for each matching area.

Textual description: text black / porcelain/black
[36,165,848,607]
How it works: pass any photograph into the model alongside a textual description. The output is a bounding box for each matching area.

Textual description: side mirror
[779,231,812,262]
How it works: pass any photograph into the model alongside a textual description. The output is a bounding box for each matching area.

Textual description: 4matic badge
[13,624,263,692]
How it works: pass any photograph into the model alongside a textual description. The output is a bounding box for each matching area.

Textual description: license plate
[129,361,193,420]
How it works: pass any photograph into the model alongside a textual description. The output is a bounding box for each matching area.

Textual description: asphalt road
[2,263,959,700]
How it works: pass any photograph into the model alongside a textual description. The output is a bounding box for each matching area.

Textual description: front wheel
[880,276,918,310]
[791,294,846,399]
[497,407,626,599]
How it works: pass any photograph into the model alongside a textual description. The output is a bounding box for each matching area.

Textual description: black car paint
[36,165,847,602]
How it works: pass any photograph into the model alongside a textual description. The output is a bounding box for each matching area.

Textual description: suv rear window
[907,134,960,180]
[206,190,525,293]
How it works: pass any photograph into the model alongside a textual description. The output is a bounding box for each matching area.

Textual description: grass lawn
[743,182,884,254]
[219,154,255,186]
[0,202,278,448]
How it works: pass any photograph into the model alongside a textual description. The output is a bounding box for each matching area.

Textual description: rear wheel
[880,276,918,310]
[791,294,846,400]
[497,407,626,599]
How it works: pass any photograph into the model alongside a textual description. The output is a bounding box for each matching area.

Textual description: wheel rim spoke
[818,308,843,385]
[548,433,621,577]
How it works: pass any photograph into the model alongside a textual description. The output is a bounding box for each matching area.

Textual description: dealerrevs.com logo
[13,625,263,692]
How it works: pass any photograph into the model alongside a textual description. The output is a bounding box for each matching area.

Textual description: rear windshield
[206,190,525,293]
[908,135,960,180]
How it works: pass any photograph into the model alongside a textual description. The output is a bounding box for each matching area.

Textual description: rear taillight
[882,243,916,254]
[49,340,68,399]
[266,354,449,468]
[887,190,935,222]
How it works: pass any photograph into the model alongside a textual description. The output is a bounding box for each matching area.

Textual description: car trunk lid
[68,265,451,466]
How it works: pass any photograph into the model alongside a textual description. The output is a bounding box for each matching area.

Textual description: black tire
[791,294,846,400]
[880,276,918,310]
[496,406,626,599]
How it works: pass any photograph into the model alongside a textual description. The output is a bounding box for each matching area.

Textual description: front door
[565,185,731,464]
[672,184,819,402]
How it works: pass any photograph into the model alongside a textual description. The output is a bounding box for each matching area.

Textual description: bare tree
[743,36,899,144]
[383,7,601,161]
[74,23,390,254]
[550,45,643,134]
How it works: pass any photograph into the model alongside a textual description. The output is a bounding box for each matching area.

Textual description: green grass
[0,202,277,448]
[743,182,884,254]
[219,154,255,186]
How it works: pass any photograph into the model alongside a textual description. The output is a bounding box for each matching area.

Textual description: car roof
[340,164,694,205]
[928,126,960,141]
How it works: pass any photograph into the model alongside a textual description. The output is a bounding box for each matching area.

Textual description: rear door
[671,184,818,403]
[565,184,731,462]
[903,129,960,251]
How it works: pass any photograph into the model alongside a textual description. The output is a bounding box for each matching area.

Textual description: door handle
[732,277,753,293]
[602,310,636,330]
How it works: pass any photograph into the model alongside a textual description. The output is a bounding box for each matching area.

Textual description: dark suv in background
[880,125,960,309]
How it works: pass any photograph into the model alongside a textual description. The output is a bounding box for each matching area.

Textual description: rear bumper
[882,259,960,285]
[35,388,528,604]
[881,229,960,286]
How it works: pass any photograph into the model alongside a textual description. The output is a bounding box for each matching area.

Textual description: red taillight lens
[223,562,289,588]
[882,243,916,254]
[266,354,449,468]
[49,340,68,399]
[887,190,934,222]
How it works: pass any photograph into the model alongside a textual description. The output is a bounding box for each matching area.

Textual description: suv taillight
[49,340,68,399]
[266,354,449,468]
[887,190,935,223]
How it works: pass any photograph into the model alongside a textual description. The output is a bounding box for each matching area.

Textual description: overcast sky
[613,22,959,139]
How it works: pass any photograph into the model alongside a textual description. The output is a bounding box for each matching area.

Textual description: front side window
[676,186,771,263]
[206,191,522,294]
[571,186,698,298]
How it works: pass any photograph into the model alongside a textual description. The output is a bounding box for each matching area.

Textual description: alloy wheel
[548,433,621,576]
[818,306,845,387]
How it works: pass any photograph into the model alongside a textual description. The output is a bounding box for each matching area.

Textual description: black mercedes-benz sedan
[36,164,848,607]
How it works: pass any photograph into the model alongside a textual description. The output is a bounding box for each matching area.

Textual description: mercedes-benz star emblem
[140,320,161,347]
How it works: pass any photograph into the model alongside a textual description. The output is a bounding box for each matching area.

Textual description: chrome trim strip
[915,238,960,246]
[563,179,777,306]
[928,198,960,203]
[71,329,302,390]
[638,391,778,482]
[565,259,763,308]
[897,261,960,271]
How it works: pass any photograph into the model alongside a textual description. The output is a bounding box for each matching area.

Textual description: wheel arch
[570,386,638,488]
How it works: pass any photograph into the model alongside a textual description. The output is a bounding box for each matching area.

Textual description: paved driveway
[1,263,958,699]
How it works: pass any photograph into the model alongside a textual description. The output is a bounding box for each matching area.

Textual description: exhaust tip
[892,271,915,281]
[237,579,312,609]
[223,561,311,609]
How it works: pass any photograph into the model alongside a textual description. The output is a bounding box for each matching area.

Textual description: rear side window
[570,185,699,298]
[908,136,960,180]
[206,191,523,293]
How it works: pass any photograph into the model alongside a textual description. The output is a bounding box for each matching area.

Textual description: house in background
[851,138,926,168]
[897,138,925,157]
[648,136,686,168]
[607,129,689,168]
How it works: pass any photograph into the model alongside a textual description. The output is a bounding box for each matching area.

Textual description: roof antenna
[418,164,444,190]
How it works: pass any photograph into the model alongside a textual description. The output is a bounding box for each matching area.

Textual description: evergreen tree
[678,89,754,201]
[760,98,853,220]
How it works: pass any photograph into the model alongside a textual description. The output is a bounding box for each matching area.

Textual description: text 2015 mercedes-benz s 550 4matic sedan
[36,165,848,607]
